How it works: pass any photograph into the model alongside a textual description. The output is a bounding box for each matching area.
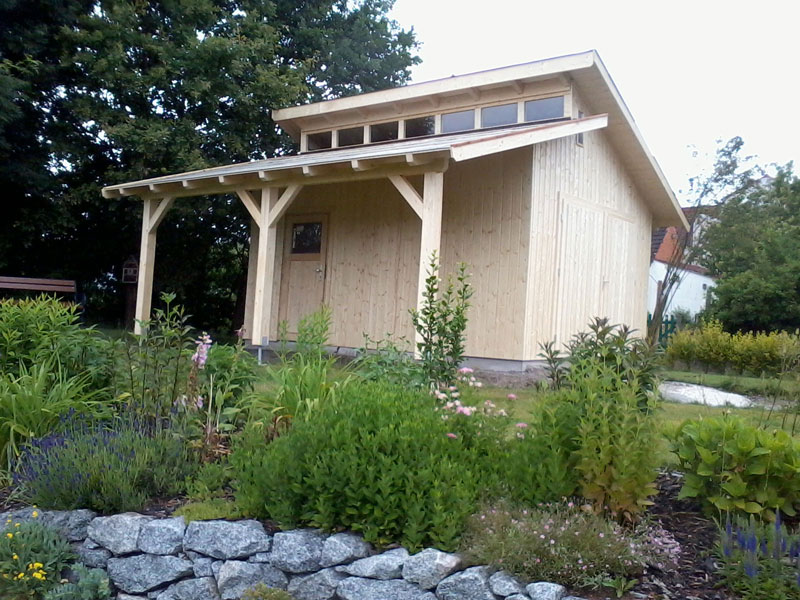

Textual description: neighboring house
[102,50,687,370]
[648,210,716,318]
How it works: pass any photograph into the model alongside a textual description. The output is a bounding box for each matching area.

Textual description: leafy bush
[16,414,196,513]
[410,253,473,389]
[231,381,483,550]
[241,584,295,600]
[718,514,800,600]
[0,517,74,600]
[542,317,658,403]
[0,362,110,471]
[665,320,800,375]
[461,500,680,589]
[670,415,800,517]
[352,334,423,388]
[504,399,580,504]
[538,319,661,520]
[0,296,113,387]
[43,565,111,600]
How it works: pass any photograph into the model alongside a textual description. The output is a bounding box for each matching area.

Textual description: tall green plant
[538,318,661,520]
[114,292,193,421]
[409,253,473,390]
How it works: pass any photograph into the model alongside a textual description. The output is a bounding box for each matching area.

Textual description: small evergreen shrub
[231,381,483,550]
[16,414,196,513]
[0,517,74,600]
[670,415,800,518]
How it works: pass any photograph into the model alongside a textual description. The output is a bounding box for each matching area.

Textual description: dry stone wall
[0,507,587,600]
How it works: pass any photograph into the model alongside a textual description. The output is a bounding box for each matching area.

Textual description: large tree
[0,0,418,333]
[702,166,800,332]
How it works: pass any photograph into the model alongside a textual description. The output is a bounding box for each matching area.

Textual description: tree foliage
[0,0,418,332]
[703,166,800,332]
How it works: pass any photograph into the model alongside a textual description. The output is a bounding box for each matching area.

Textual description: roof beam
[268,184,303,227]
[388,175,423,220]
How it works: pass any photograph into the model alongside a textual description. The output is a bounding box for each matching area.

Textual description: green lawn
[660,368,800,397]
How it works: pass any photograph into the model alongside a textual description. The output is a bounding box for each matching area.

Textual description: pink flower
[458,367,474,374]
[599,533,605,538]
[507,393,517,400]
[446,433,458,439]
[191,333,213,368]
[515,422,528,428]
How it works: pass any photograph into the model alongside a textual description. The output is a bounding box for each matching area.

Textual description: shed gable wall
[523,91,652,358]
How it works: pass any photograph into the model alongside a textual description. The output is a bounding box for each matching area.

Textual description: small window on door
[291,222,322,254]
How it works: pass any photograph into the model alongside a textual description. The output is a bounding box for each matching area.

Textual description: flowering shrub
[0,516,74,600]
[718,513,800,599]
[461,500,680,589]
[231,381,484,551]
[16,413,195,513]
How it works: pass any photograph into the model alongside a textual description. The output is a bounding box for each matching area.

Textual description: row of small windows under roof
[305,96,565,151]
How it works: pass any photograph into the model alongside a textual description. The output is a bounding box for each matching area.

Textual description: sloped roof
[273,50,687,229]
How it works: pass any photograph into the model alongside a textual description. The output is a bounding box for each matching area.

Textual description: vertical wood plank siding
[271,178,420,348]
[440,149,532,359]
[523,89,652,358]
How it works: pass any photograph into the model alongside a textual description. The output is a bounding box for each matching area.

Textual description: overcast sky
[389,0,799,201]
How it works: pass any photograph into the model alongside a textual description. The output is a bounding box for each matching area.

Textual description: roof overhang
[102,116,608,201]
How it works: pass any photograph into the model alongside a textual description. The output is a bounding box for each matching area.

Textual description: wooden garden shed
[102,50,687,370]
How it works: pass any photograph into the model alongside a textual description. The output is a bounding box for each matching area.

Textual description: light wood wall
[270,178,420,348]
[440,149,532,360]
[522,89,652,359]
[266,150,533,359]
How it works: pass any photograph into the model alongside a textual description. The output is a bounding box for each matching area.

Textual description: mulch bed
[634,471,732,600]
[0,471,734,600]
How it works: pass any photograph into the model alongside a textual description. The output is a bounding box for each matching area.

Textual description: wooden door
[278,214,328,337]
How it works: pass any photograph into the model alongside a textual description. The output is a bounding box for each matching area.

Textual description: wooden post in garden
[238,185,302,347]
[416,171,444,354]
[134,197,174,335]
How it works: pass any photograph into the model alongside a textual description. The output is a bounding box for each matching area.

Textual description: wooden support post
[415,172,444,354]
[242,219,259,341]
[134,197,173,335]
[250,188,279,346]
